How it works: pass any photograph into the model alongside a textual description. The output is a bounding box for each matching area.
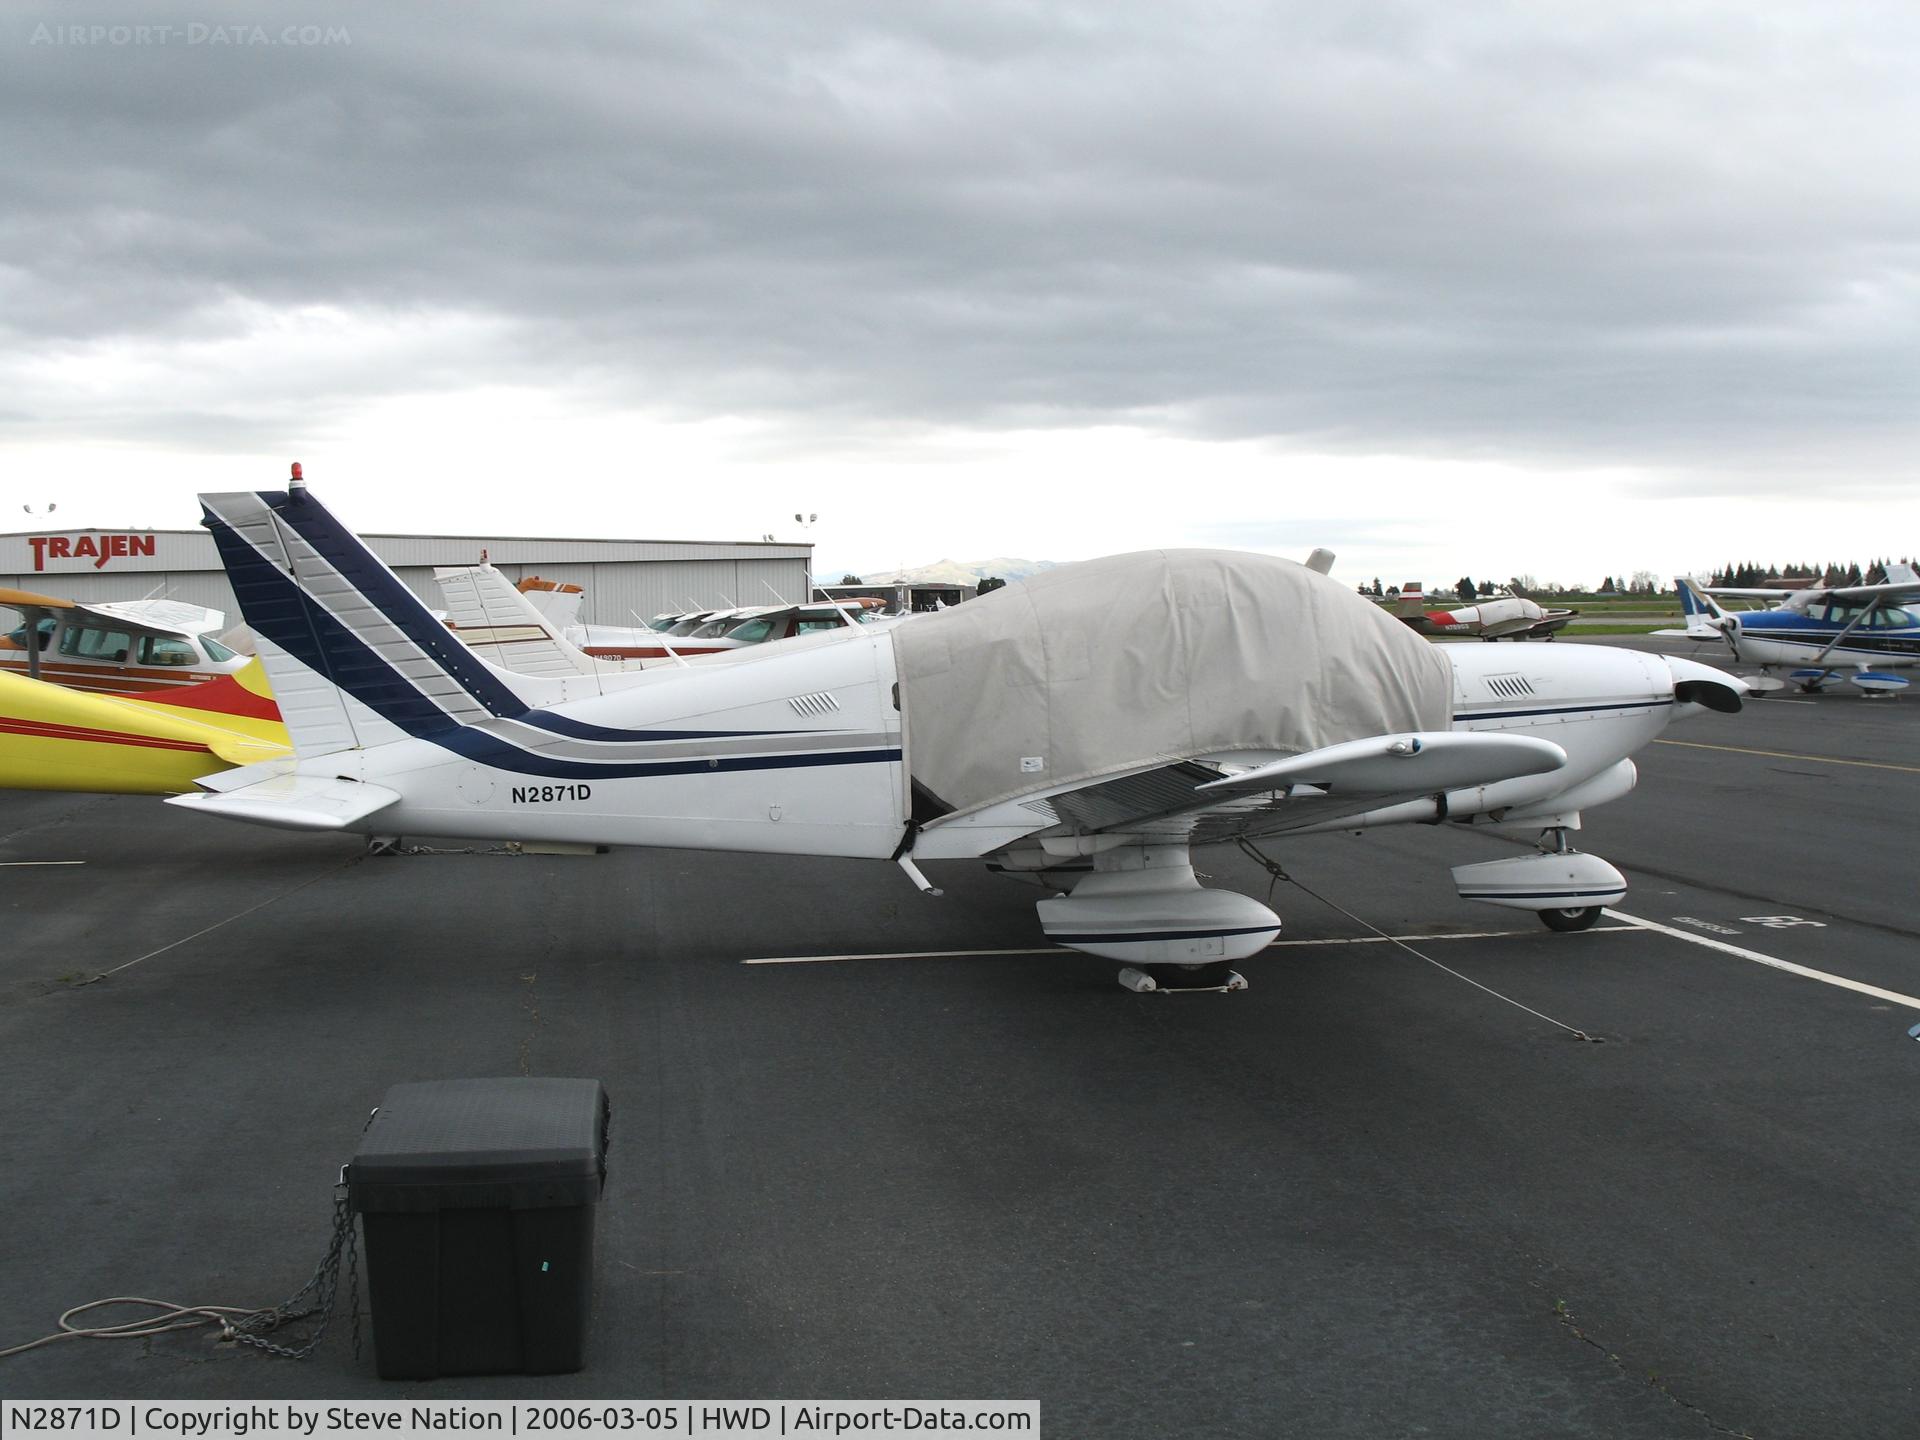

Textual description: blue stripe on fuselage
[514,710,794,744]
[439,723,900,779]
[1451,698,1672,723]
[205,502,890,775]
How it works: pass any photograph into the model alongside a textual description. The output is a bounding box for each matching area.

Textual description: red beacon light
[289,460,307,498]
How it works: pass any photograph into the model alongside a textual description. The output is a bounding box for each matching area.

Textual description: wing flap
[166,773,401,831]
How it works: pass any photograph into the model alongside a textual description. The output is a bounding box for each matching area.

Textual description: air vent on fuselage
[789,691,841,717]
[1485,674,1535,699]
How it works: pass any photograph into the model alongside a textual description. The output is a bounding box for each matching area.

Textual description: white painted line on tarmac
[745,946,1060,965]
[1653,738,1920,775]
[0,860,85,866]
[742,925,1642,964]
[1605,908,1920,1012]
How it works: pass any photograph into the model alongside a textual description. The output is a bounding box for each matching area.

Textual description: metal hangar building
[0,525,815,627]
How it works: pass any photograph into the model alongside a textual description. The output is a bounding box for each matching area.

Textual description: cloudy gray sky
[4,1,1915,586]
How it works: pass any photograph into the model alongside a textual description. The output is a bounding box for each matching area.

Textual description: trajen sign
[28,533,158,571]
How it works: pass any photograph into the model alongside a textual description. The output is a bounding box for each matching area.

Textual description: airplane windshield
[7,617,55,650]
[200,633,238,661]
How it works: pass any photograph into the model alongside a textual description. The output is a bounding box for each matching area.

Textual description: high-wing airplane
[169,478,1743,982]
[1665,570,1919,693]
[1389,583,1576,641]
[1,586,249,692]
[0,659,288,794]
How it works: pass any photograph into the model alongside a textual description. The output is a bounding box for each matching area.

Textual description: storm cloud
[4,0,1917,496]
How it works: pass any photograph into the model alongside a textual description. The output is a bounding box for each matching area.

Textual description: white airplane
[1665,568,1920,694]
[2,586,249,693]
[1389,583,1575,641]
[169,478,1743,984]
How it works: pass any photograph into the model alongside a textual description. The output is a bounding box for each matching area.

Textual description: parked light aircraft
[170,478,1743,979]
[1388,584,1575,641]
[1666,570,1920,693]
[1,586,249,692]
[0,659,288,794]
[509,581,891,660]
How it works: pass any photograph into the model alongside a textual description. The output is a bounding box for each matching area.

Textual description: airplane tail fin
[1672,576,1728,634]
[199,484,547,757]
[435,564,605,679]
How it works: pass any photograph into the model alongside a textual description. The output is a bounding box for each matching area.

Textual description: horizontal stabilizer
[202,732,300,767]
[1195,731,1565,798]
[166,773,401,831]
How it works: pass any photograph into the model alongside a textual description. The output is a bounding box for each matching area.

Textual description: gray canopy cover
[892,550,1455,818]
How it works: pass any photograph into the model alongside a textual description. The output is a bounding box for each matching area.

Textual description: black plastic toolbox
[348,1077,610,1380]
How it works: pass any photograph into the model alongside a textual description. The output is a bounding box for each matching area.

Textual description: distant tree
[1478,579,1495,596]
[1455,576,1476,601]
[837,573,864,585]
[1598,575,1615,594]
[1630,569,1658,593]
[976,576,1007,596]
[1370,577,1383,596]
[1845,562,1863,585]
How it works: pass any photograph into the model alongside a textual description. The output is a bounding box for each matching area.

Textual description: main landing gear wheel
[1540,905,1604,933]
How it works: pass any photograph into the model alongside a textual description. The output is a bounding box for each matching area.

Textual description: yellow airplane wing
[0,659,290,796]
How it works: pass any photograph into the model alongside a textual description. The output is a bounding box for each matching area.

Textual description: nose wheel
[1539,905,1604,932]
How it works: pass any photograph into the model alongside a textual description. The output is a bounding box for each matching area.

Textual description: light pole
[793,512,818,601]
[17,505,56,678]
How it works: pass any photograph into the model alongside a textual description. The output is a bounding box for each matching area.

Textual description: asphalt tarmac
[2,634,1916,1438]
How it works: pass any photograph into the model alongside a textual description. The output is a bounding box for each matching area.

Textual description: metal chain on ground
[1234,837,1602,1043]
[0,1190,363,1362]
[224,1187,362,1360]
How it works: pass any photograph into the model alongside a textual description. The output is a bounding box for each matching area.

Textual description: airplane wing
[1812,578,1920,604]
[922,731,1568,857]
[1193,731,1565,798]
[1706,577,1920,608]
[0,586,224,636]
[166,773,401,831]
[0,585,78,615]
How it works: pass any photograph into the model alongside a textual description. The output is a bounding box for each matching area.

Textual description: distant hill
[857,557,1058,586]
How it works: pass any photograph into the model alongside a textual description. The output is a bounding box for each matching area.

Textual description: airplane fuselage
[1725,609,1920,671]
[245,631,1698,861]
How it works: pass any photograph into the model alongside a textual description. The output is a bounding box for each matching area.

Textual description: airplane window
[795,619,842,634]
[1872,606,1913,628]
[724,618,775,643]
[140,636,199,665]
[7,618,55,650]
[59,625,132,661]
[200,633,239,662]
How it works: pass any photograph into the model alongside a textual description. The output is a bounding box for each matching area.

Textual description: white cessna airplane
[1666,569,1920,694]
[170,476,1743,982]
